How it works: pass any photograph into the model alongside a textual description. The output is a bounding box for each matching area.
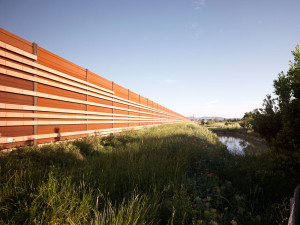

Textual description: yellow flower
[204,210,210,218]
[230,220,237,225]
[195,196,201,202]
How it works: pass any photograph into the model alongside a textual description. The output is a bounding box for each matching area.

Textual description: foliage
[242,45,300,153]
[273,45,300,152]
[251,95,282,143]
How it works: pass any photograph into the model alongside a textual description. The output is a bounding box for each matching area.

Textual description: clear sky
[1,0,300,118]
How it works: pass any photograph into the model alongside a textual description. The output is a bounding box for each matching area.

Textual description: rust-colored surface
[114,83,128,99]
[0,28,33,53]
[38,98,86,111]
[0,92,34,105]
[37,124,86,135]
[88,96,112,106]
[114,123,128,128]
[37,134,86,145]
[129,90,139,103]
[38,83,86,101]
[88,124,113,130]
[37,46,86,82]
[89,71,113,91]
[0,125,34,137]
[0,28,189,149]
[89,105,113,114]
[0,74,34,91]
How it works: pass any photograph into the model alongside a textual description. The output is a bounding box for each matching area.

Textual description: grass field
[205,122,241,129]
[0,122,296,224]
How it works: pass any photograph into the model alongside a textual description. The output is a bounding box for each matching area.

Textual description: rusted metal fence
[0,28,188,149]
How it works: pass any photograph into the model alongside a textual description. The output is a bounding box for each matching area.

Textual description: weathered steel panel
[89,71,113,92]
[37,47,86,81]
[0,28,33,53]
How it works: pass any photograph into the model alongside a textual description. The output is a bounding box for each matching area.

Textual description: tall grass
[0,122,296,224]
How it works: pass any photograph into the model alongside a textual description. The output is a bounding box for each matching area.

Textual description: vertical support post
[162,106,164,124]
[147,98,149,126]
[158,105,160,124]
[112,82,114,129]
[128,89,130,128]
[139,94,140,127]
[152,101,154,125]
[33,43,38,146]
[86,69,89,135]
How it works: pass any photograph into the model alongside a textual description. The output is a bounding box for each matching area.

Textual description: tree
[240,110,257,129]
[273,45,300,152]
[244,45,300,152]
[251,95,282,142]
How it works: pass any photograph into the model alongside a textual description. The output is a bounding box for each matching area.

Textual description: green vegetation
[241,45,300,176]
[204,121,241,129]
[0,122,296,224]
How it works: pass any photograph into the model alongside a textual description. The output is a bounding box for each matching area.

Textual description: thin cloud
[193,0,206,10]
[190,22,198,29]
[208,99,218,104]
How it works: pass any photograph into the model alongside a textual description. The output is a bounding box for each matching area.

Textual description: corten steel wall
[0,28,189,149]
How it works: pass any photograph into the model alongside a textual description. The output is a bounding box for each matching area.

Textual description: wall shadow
[54,128,61,142]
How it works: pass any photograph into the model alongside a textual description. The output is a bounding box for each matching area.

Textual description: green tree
[201,119,205,125]
[273,45,300,152]
[242,45,300,151]
[251,95,282,142]
[240,111,256,129]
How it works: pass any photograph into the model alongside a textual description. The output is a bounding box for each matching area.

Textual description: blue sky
[1,0,300,118]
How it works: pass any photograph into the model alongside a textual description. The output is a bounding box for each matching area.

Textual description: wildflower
[204,210,210,218]
[210,173,213,175]
[234,195,241,201]
[230,220,237,225]
[190,193,193,197]
[217,176,220,179]
[193,204,197,207]
[194,139,196,142]
[195,196,201,202]
[205,168,209,171]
